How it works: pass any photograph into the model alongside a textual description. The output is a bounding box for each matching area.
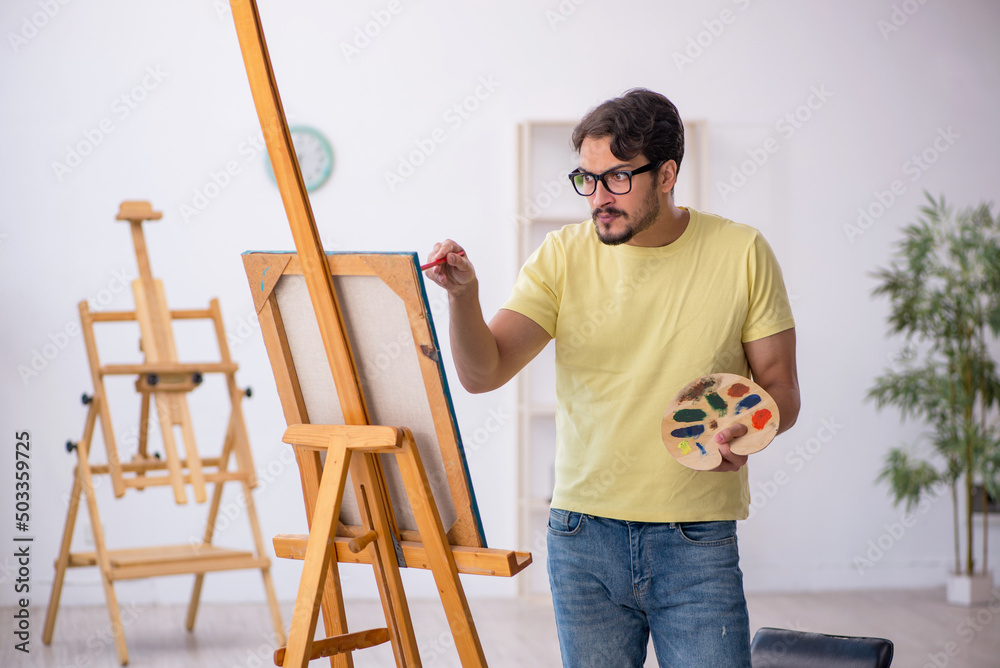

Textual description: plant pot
[946,571,994,606]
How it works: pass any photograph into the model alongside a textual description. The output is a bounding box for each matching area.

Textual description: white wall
[2,0,999,608]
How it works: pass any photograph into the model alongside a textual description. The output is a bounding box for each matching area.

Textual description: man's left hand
[711,423,749,472]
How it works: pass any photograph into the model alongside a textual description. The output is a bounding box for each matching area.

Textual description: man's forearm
[448,280,502,393]
[762,380,800,435]
[743,329,800,437]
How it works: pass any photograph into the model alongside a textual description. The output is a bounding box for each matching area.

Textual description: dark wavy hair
[571,88,685,173]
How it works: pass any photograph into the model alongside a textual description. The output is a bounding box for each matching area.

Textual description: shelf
[67,544,267,581]
[516,121,576,598]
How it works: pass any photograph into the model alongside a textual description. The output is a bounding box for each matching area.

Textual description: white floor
[9,588,1000,667]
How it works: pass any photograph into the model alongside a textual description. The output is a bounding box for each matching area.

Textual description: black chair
[750,627,894,667]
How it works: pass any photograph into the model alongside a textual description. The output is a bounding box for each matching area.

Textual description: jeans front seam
[630,522,651,609]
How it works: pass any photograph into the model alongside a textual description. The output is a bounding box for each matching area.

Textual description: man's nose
[590,178,616,208]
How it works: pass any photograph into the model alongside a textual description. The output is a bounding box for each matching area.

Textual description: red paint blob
[727,383,750,398]
[751,409,772,430]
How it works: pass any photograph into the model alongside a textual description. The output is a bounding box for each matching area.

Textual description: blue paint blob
[735,394,762,414]
[671,425,706,439]
[695,442,706,455]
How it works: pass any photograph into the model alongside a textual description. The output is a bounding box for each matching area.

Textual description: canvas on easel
[245,252,532,667]
[229,1,531,665]
[42,201,284,666]
[246,251,487,547]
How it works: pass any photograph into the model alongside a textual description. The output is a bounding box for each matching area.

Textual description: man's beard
[592,187,661,246]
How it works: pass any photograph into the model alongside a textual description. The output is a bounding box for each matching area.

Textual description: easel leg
[317,561,352,668]
[186,574,206,633]
[183,410,285,644]
[241,476,286,645]
[186,486,283,640]
[186,411,234,632]
[43,402,96,645]
[294,447,353,668]
[185,488,223,631]
[42,466,80,644]
[227,376,260,487]
[352,454,422,668]
[78,432,130,665]
[396,434,487,667]
[79,300,125,500]
[283,439,353,668]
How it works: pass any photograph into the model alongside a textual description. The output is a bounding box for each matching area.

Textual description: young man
[425,88,799,667]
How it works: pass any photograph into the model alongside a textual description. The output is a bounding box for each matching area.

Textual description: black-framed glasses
[568,161,662,196]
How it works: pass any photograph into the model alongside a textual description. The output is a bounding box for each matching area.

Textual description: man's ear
[658,160,678,193]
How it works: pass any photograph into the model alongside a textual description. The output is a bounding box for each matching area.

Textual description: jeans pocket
[676,520,737,547]
[547,508,586,536]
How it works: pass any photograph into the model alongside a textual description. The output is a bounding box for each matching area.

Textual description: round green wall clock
[264,125,334,192]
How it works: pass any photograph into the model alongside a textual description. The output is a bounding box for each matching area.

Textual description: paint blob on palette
[660,373,780,471]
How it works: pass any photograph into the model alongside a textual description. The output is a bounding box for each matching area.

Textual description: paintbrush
[420,250,466,271]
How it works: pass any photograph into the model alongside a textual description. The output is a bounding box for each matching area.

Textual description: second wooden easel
[43,201,284,665]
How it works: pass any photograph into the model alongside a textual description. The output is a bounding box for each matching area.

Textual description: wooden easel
[43,201,284,665]
[229,1,531,665]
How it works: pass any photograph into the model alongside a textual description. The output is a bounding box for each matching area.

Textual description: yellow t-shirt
[502,208,795,521]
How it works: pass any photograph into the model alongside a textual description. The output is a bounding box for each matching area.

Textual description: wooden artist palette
[661,373,779,471]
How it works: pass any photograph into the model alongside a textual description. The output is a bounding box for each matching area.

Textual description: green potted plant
[868,193,1000,605]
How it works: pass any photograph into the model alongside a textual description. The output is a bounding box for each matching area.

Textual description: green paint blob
[673,408,707,422]
[705,392,728,417]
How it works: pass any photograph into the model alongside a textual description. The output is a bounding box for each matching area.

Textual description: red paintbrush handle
[420,250,466,271]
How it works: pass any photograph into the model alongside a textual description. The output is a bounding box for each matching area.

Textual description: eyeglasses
[568,161,662,196]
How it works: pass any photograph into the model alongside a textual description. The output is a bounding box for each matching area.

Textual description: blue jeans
[547,509,751,667]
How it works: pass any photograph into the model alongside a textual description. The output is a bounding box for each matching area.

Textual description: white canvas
[274,273,458,534]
